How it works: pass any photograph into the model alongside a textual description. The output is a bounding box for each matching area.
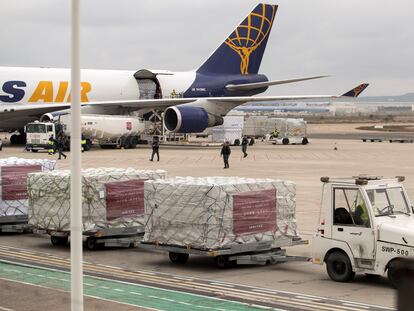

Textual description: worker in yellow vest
[355,201,369,226]
[48,135,56,155]
[272,128,279,138]
[81,138,87,152]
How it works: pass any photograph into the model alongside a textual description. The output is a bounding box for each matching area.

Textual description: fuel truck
[25,114,146,152]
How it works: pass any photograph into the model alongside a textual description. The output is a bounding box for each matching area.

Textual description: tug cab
[313,176,414,287]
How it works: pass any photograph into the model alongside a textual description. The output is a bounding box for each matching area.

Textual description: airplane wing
[86,97,195,109]
[209,83,369,104]
[0,103,74,130]
[0,83,368,130]
[88,83,369,108]
[225,75,329,92]
[0,103,71,121]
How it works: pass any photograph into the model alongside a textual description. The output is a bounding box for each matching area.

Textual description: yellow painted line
[0,248,204,288]
[0,250,359,311]
[0,250,70,268]
[0,250,339,310]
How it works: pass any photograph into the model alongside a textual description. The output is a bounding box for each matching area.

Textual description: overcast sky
[1,0,413,96]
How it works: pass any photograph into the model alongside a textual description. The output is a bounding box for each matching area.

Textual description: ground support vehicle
[36,225,145,250]
[269,118,308,145]
[25,114,145,151]
[389,138,413,143]
[0,215,32,233]
[313,176,414,288]
[361,137,383,142]
[272,137,309,145]
[25,120,91,152]
[140,239,309,269]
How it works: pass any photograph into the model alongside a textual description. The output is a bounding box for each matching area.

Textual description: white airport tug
[313,175,414,288]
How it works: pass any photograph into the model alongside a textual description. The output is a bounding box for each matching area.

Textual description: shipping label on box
[233,188,277,235]
[105,179,146,220]
[1,165,42,200]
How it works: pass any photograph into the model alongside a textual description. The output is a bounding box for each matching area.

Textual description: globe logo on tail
[225,4,276,75]
[353,83,369,97]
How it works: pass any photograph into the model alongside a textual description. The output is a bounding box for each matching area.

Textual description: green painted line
[0,260,280,311]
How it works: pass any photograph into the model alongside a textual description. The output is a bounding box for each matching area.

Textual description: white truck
[313,175,414,288]
[25,114,145,151]
[270,118,309,145]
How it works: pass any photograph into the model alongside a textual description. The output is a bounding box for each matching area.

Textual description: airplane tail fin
[342,83,370,97]
[197,3,277,75]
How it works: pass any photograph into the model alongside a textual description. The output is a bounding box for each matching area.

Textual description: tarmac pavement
[1,124,413,310]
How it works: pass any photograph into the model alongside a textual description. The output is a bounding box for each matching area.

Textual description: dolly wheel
[215,255,230,269]
[86,237,98,250]
[169,252,189,264]
[51,236,68,246]
[326,251,355,282]
[387,260,402,289]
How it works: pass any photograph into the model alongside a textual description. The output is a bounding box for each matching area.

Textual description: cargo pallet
[37,225,145,250]
[389,138,413,143]
[140,239,309,269]
[0,215,32,233]
[361,137,383,142]
[362,137,414,143]
[271,137,309,145]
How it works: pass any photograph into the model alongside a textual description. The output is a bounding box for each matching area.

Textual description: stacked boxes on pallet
[143,176,298,250]
[28,168,167,232]
[0,157,56,219]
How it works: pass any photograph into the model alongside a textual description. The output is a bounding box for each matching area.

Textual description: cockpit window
[366,187,410,217]
[26,124,46,133]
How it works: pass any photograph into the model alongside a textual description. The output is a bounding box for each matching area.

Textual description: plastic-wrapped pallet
[28,168,167,232]
[0,157,56,218]
[284,118,307,138]
[144,176,298,250]
[269,118,307,138]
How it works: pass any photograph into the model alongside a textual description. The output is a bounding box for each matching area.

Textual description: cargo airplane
[0,3,368,143]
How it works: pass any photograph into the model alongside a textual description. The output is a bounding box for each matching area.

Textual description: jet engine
[164,106,223,133]
[40,111,69,122]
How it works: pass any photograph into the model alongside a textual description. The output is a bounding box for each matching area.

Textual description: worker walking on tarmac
[81,135,87,152]
[56,135,67,160]
[241,136,249,158]
[150,136,160,161]
[220,140,231,169]
[48,135,56,155]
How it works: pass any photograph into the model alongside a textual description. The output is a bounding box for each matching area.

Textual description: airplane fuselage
[0,67,268,104]
[0,66,268,130]
[0,67,182,104]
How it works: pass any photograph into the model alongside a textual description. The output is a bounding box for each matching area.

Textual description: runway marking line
[0,253,365,311]
[0,245,396,311]
[295,296,321,302]
[0,248,388,311]
[0,254,336,311]
[0,260,281,311]
[0,247,390,311]
[342,304,370,310]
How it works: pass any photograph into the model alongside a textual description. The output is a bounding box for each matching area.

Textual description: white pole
[70,0,83,310]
